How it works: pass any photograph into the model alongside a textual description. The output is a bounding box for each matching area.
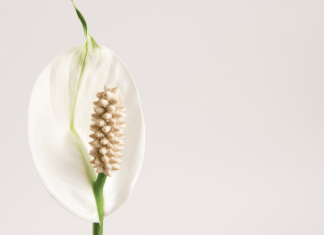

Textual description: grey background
[0,0,324,234]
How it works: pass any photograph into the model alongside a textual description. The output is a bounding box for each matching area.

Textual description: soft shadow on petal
[29,62,98,222]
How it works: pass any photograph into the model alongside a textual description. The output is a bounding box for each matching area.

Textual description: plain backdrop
[0,0,324,234]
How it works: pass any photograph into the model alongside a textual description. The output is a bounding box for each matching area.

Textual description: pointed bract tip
[72,0,88,38]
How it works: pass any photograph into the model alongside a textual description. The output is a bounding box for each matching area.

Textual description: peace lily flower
[28,2,145,234]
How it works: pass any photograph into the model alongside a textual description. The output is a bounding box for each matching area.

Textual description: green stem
[93,223,102,235]
[92,173,107,235]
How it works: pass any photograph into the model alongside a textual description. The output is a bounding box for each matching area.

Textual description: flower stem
[92,173,107,235]
[93,223,102,235]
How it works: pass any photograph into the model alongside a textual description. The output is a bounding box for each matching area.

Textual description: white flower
[28,4,145,223]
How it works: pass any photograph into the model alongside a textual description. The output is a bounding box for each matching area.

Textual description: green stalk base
[92,173,107,235]
[93,223,102,235]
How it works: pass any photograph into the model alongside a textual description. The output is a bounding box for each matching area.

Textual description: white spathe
[28,35,145,222]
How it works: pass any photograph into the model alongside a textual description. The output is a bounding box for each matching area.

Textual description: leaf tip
[72,1,88,39]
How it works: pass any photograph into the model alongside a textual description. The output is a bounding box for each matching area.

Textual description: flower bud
[99,99,109,107]
[115,152,123,158]
[109,119,117,125]
[102,112,112,120]
[94,107,104,115]
[91,113,100,119]
[103,91,114,99]
[90,124,99,132]
[114,145,124,151]
[116,130,125,137]
[90,140,102,148]
[111,138,121,144]
[107,132,115,140]
[117,104,126,111]
[119,124,127,129]
[97,119,106,127]
[101,155,109,163]
[110,97,119,104]
[112,87,120,95]
[105,163,112,169]
[94,158,102,166]
[116,119,125,125]
[107,105,116,113]
[104,169,112,177]
[102,125,111,133]
[112,164,120,171]
[104,85,110,91]
[110,157,118,164]
[96,167,104,173]
[95,131,105,138]
[107,143,114,149]
[99,147,108,155]
[113,111,124,118]
[112,125,121,132]
[90,149,99,157]
[107,149,115,157]
[100,138,109,145]
[96,92,103,98]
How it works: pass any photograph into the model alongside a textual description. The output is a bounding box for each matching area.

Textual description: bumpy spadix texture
[90,85,126,177]
[28,33,145,222]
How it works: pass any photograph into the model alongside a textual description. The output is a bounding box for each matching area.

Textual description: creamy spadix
[89,85,127,177]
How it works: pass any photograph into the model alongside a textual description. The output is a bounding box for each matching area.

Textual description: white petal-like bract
[28,34,145,222]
